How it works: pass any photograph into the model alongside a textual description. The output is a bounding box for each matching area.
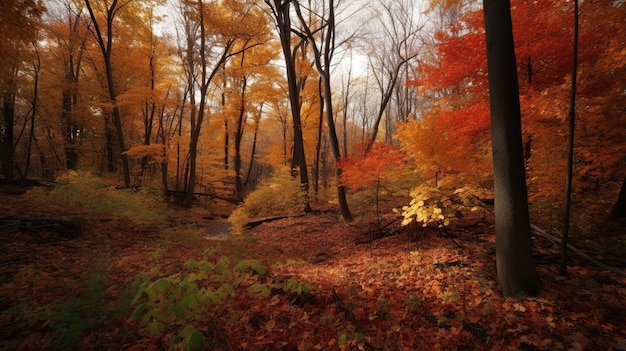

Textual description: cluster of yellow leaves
[399,183,490,227]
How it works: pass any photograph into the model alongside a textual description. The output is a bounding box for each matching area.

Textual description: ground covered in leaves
[0,188,625,351]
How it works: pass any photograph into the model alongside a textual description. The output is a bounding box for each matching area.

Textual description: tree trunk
[85,0,131,187]
[1,92,15,179]
[270,0,311,212]
[234,76,248,201]
[559,0,579,276]
[23,49,41,180]
[313,78,324,199]
[245,103,262,188]
[610,176,626,220]
[293,0,351,220]
[483,0,541,297]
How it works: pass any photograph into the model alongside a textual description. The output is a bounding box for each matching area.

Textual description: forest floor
[0,187,625,351]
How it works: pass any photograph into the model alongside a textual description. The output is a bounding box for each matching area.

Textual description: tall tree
[483,0,541,296]
[264,0,312,212]
[21,43,42,180]
[84,0,134,187]
[46,0,90,171]
[559,0,579,276]
[293,0,353,220]
[363,0,423,152]
[178,0,266,207]
[0,0,44,179]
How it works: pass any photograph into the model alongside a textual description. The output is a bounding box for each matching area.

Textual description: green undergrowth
[130,245,310,351]
[37,171,174,226]
[228,167,306,234]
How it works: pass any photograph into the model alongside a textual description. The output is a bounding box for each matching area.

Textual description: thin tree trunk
[1,91,15,179]
[85,0,131,187]
[313,78,324,199]
[234,76,248,200]
[559,0,579,276]
[268,0,311,212]
[245,103,263,188]
[610,176,626,220]
[293,0,351,220]
[23,47,41,180]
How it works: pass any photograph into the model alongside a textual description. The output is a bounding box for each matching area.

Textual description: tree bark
[483,0,541,297]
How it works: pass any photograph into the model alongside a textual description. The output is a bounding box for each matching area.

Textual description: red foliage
[338,141,408,192]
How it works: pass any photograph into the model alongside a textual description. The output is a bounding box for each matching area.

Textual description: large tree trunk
[483,0,541,297]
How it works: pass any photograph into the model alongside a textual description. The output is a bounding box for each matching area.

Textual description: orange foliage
[400,0,626,197]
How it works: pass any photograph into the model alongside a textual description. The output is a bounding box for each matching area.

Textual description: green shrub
[42,171,172,225]
[228,167,305,234]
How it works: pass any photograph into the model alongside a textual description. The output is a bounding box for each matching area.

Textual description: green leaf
[217,256,231,270]
[249,283,271,298]
[146,321,167,335]
[150,278,171,294]
[249,260,267,275]
[203,245,220,257]
[130,302,146,321]
[182,329,205,350]
[130,286,145,306]
[185,259,199,270]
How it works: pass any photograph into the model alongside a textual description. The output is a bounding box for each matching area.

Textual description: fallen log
[1,216,82,239]
[483,210,626,277]
[165,190,241,204]
[530,223,626,278]
[245,216,288,228]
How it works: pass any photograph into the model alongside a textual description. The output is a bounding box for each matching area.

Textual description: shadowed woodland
[1,0,626,350]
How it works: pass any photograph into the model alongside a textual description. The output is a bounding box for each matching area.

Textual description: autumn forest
[1,0,625,350]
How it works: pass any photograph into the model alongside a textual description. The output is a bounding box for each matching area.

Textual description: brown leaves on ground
[0,194,625,350]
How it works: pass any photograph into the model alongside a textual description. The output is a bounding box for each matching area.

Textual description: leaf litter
[0,194,624,350]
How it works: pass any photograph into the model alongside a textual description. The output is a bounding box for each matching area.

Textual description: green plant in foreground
[130,248,270,351]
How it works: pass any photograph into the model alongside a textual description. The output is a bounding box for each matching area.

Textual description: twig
[331,285,362,332]
[331,286,376,351]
